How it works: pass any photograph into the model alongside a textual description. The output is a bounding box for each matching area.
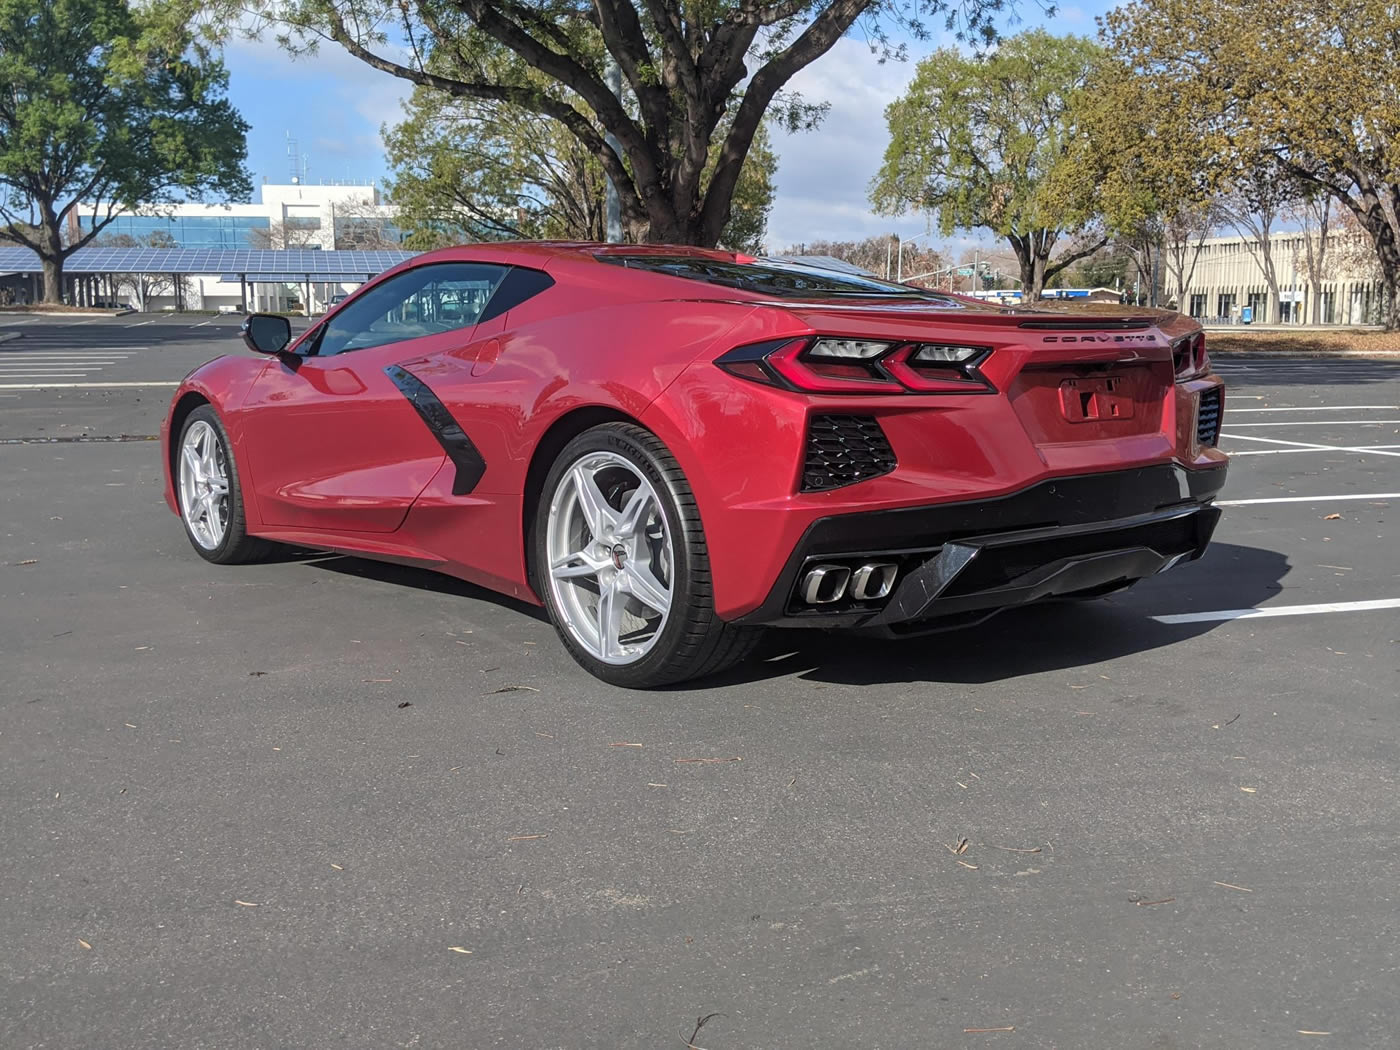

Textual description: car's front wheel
[176,405,270,564]
[534,423,761,687]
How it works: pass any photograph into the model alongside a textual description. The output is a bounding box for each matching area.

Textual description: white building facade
[1180,228,1387,326]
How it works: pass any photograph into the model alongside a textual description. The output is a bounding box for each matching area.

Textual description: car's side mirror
[241,313,293,355]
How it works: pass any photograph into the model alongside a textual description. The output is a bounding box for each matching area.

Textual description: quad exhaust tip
[800,561,898,604]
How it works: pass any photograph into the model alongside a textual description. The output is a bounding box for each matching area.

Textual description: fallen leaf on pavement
[447,946,473,954]
[674,756,741,764]
[609,741,643,748]
[1324,513,1341,520]
[489,685,539,694]
[964,1026,1015,1034]
[234,900,259,907]
[77,938,92,950]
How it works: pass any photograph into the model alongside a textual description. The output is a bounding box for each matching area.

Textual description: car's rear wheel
[534,423,761,687]
[176,405,270,564]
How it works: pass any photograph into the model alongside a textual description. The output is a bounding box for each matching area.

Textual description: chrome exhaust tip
[850,562,898,600]
[800,564,852,604]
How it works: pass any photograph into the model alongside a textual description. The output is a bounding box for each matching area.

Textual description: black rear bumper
[734,463,1227,631]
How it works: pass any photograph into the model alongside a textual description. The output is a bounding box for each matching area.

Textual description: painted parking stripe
[0,373,94,378]
[1229,405,1399,412]
[1229,445,1400,456]
[0,381,180,389]
[1219,492,1400,506]
[1154,598,1400,625]
[1227,419,1400,427]
[1220,434,1400,458]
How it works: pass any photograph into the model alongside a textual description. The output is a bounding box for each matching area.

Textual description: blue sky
[220,2,1116,252]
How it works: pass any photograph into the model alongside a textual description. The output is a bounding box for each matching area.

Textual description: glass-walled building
[66,182,406,311]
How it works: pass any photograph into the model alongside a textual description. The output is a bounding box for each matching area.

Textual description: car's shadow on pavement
[687,542,1291,688]
[281,542,1288,690]
[293,551,551,622]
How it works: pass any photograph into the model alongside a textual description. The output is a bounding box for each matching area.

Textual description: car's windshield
[598,254,961,303]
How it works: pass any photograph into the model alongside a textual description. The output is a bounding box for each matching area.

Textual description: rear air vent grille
[802,415,896,492]
[1196,387,1222,446]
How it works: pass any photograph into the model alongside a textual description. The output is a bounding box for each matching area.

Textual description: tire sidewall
[177,405,245,563]
[534,425,703,687]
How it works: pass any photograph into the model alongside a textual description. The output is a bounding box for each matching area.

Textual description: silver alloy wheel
[178,420,231,550]
[545,451,674,665]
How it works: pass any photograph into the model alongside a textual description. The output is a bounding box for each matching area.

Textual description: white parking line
[1220,434,1400,458]
[1229,445,1400,457]
[125,320,155,327]
[1154,598,1400,624]
[1227,419,1400,427]
[0,381,179,389]
[0,373,94,378]
[1230,405,1399,412]
[1219,492,1400,506]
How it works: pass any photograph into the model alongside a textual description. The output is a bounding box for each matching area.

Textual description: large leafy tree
[1102,0,1400,329]
[1062,56,1219,308]
[0,0,250,302]
[384,80,776,250]
[204,0,1013,248]
[871,30,1108,299]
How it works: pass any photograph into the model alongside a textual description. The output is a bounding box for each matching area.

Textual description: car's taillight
[1173,332,1209,380]
[716,337,995,394]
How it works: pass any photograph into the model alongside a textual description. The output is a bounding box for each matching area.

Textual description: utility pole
[604,59,623,243]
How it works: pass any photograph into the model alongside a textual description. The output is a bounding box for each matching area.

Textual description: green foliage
[872,30,1107,297]
[199,0,1017,247]
[1101,0,1400,328]
[0,0,249,300]
[384,77,776,251]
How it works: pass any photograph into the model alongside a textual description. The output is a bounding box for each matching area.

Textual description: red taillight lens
[766,338,903,393]
[1173,332,1210,380]
[716,338,994,394]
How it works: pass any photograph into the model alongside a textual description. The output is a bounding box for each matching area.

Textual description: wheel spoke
[595,581,625,660]
[550,551,604,580]
[623,561,670,615]
[182,443,203,482]
[571,465,616,536]
[614,480,655,539]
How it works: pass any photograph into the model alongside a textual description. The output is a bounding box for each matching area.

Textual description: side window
[312,262,508,356]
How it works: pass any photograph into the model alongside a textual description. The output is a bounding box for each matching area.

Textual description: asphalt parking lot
[3,315,1398,1049]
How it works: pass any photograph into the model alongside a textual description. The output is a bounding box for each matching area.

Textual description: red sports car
[161,243,1226,686]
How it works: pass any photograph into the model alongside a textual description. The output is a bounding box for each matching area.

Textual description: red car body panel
[162,242,1226,626]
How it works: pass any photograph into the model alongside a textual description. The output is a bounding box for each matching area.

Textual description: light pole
[896,233,934,282]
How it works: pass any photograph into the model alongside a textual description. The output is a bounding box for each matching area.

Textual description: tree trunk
[41,256,63,304]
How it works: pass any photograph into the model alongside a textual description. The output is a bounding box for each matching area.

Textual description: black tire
[174,405,272,565]
[532,423,762,687]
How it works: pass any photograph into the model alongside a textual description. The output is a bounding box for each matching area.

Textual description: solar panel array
[0,246,414,277]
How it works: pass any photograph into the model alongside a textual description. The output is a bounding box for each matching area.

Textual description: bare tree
[331,195,404,250]
[248,219,321,250]
[96,231,191,310]
[1288,196,1333,323]
[1162,202,1215,310]
[1216,166,1301,323]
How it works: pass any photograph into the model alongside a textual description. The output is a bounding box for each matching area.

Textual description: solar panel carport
[0,246,415,311]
